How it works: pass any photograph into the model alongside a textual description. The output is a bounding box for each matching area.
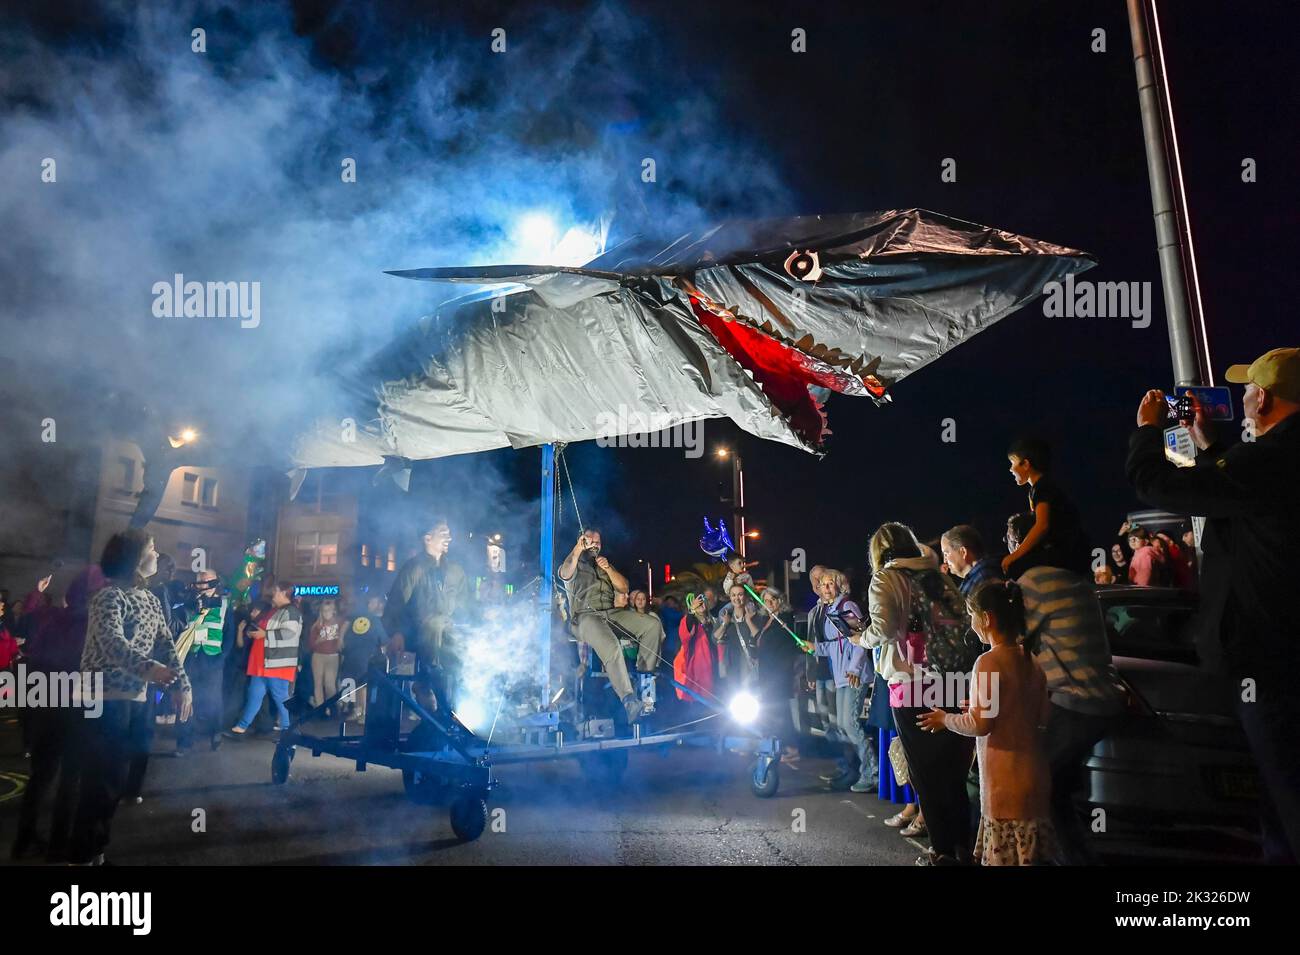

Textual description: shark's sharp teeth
[795,334,814,352]
[810,343,829,360]
[850,355,865,373]
[862,355,882,376]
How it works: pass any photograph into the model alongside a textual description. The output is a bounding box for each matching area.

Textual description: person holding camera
[558,527,664,724]
[1127,347,1300,864]
[176,569,229,753]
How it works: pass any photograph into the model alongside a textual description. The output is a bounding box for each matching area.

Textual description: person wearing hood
[11,565,107,862]
[852,522,977,866]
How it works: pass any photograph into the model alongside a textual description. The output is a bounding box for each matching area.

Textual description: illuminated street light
[746,530,760,539]
[168,428,199,449]
[715,447,729,458]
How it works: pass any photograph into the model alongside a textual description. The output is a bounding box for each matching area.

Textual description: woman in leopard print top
[83,580,192,702]
[71,529,190,865]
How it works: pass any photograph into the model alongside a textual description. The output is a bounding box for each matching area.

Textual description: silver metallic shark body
[292,208,1094,468]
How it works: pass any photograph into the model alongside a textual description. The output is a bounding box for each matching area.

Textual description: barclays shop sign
[294,584,340,598]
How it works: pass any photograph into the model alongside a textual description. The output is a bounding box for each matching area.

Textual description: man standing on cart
[383,517,467,702]
[559,528,663,724]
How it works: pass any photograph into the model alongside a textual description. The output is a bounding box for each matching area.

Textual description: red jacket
[674,615,716,702]
[0,628,18,669]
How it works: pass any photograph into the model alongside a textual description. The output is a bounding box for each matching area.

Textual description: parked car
[1082,585,1260,860]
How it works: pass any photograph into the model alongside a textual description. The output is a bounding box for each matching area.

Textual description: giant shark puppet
[291,208,1094,477]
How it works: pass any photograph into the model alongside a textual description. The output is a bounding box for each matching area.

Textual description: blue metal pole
[539,444,556,704]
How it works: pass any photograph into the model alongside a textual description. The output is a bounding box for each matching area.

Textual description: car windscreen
[1103,599,1199,665]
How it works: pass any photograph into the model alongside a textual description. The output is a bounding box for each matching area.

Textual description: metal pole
[734,454,745,559]
[538,443,556,704]
[1127,0,1213,386]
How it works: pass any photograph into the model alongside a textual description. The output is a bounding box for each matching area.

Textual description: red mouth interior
[690,298,860,446]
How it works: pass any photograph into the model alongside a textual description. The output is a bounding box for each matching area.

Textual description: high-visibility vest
[186,599,228,656]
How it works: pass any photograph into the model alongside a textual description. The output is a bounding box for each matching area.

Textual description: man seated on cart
[558,528,664,725]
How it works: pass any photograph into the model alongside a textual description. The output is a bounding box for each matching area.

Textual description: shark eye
[783,250,823,282]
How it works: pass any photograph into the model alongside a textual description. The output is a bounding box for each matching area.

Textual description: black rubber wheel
[449,793,489,841]
[750,758,780,798]
[580,748,629,786]
[402,768,452,805]
[271,745,294,785]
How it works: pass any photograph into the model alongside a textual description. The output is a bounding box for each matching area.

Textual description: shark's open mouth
[684,289,889,448]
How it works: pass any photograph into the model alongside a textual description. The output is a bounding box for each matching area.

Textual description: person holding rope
[558,528,664,724]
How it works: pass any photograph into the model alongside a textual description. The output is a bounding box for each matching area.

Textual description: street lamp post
[716,448,746,558]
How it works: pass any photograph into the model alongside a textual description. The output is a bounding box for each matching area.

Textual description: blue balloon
[699,517,736,560]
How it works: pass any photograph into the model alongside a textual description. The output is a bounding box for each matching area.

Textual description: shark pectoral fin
[286,468,309,502]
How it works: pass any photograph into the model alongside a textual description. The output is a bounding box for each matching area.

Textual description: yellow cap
[1224,347,1300,403]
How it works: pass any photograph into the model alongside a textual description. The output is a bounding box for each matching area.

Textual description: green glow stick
[741,582,813,653]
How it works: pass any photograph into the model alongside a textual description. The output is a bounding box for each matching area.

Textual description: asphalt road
[1,716,932,866]
[2,714,1261,865]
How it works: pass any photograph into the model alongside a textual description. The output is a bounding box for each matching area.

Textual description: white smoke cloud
[0,0,789,462]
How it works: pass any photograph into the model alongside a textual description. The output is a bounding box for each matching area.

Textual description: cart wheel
[271,745,294,785]
[449,792,489,842]
[580,749,629,786]
[402,768,451,805]
[750,757,780,798]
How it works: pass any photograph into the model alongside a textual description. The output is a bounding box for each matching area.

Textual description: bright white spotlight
[511,213,603,266]
[514,213,558,258]
[729,692,760,725]
[453,699,488,734]
[551,226,601,265]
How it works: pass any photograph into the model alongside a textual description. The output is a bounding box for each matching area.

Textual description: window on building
[318,532,338,567]
[387,545,396,572]
[200,477,219,508]
[181,472,199,505]
[295,531,340,573]
[360,543,369,567]
[294,532,318,571]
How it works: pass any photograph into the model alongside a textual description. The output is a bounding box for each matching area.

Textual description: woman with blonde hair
[852,521,976,865]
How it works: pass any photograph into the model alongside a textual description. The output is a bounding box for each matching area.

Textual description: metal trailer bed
[270,666,783,842]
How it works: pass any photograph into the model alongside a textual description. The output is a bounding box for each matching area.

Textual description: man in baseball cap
[1126,348,1300,863]
[1224,346,1300,407]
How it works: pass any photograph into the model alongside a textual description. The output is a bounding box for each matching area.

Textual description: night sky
[407,0,1299,588]
[3,1,1295,589]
